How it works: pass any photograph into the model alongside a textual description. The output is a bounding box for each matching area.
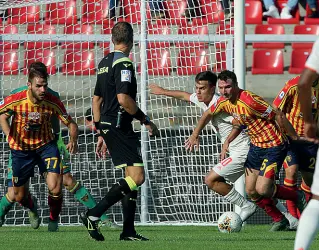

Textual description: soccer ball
[217,212,243,233]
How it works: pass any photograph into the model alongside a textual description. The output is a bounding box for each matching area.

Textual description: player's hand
[304,122,317,139]
[185,134,199,152]
[149,84,165,95]
[96,136,108,159]
[220,141,229,161]
[66,140,78,154]
[145,121,160,137]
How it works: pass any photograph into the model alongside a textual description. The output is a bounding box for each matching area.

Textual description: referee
[80,22,159,241]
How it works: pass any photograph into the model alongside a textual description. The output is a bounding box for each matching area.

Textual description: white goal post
[0,0,268,226]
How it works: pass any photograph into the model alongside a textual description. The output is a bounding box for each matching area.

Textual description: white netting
[0,0,235,226]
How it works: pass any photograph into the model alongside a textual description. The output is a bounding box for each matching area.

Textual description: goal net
[0,0,238,226]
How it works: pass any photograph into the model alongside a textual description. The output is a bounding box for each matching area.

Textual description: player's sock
[48,193,63,221]
[19,192,35,212]
[301,182,312,202]
[254,197,283,222]
[122,190,138,235]
[88,176,138,220]
[0,194,14,219]
[223,186,246,207]
[69,181,110,221]
[273,184,298,202]
[294,199,319,250]
[284,178,299,218]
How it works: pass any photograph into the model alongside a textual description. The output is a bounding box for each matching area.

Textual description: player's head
[217,70,238,100]
[85,108,95,131]
[111,22,134,53]
[195,71,217,104]
[27,62,49,102]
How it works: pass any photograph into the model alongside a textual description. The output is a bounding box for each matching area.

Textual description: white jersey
[306,38,319,73]
[189,93,250,155]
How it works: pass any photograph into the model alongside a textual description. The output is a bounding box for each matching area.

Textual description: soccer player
[149,71,258,222]
[0,84,118,230]
[0,62,78,231]
[80,22,159,241]
[273,75,318,219]
[294,38,319,250]
[185,70,307,231]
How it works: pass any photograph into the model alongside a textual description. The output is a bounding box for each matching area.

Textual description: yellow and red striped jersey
[210,89,286,148]
[273,75,319,137]
[0,89,73,150]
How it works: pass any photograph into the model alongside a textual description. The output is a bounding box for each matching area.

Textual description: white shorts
[212,153,247,183]
[311,149,319,196]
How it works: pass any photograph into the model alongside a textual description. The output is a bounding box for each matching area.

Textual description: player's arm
[220,119,243,160]
[299,38,319,138]
[53,98,78,154]
[274,109,298,140]
[149,83,191,101]
[0,113,11,136]
[185,109,212,152]
[299,69,319,139]
[115,62,159,137]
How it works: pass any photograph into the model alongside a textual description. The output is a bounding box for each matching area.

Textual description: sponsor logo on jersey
[0,100,4,105]
[121,70,131,82]
[278,91,285,100]
[28,112,40,120]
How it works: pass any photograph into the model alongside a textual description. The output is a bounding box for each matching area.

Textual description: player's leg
[294,149,319,250]
[283,158,299,219]
[62,168,119,228]
[205,155,257,221]
[245,145,289,231]
[300,175,313,202]
[39,141,63,232]
[274,198,299,230]
[256,144,307,215]
[0,156,16,226]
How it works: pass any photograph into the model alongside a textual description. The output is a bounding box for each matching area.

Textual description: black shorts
[100,118,143,168]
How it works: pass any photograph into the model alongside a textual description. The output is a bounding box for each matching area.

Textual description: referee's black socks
[88,176,138,219]
[122,190,138,235]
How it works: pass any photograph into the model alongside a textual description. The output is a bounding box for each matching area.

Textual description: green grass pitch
[1,225,318,250]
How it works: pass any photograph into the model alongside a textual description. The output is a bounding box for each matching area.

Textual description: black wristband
[94,121,100,130]
[133,108,151,125]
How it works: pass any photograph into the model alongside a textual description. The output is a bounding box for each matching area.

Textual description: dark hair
[111,22,134,45]
[218,70,238,86]
[195,71,217,86]
[85,108,92,122]
[28,62,49,83]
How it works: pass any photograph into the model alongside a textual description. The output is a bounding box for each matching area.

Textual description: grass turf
[1,225,318,250]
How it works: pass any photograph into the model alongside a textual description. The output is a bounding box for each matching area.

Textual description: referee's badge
[121,70,131,82]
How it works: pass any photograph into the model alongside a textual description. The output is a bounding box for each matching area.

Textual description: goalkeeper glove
[56,133,70,160]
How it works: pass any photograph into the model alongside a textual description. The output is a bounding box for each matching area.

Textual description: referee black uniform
[94,50,143,168]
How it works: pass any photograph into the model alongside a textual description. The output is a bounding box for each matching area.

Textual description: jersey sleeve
[114,60,134,95]
[51,98,73,127]
[189,93,199,104]
[245,92,276,120]
[210,98,226,116]
[0,95,15,115]
[273,81,296,111]
[94,65,104,97]
[306,38,319,74]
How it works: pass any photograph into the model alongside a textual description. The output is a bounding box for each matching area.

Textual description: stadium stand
[252,49,284,74]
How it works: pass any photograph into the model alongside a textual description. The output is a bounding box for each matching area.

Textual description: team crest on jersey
[28,112,40,120]
[312,96,317,103]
